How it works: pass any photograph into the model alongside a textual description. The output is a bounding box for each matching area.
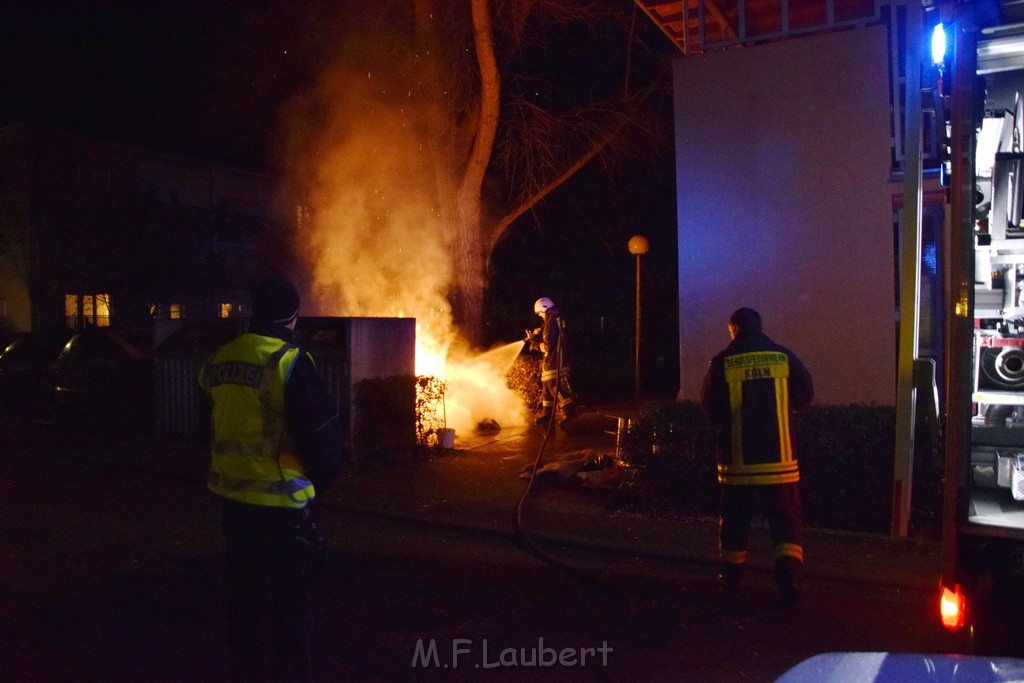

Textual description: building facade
[0,125,288,337]
[637,0,957,405]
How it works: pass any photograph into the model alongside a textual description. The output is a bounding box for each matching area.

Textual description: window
[149,303,183,319]
[65,293,111,329]
[65,294,77,328]
[219,303,233,318]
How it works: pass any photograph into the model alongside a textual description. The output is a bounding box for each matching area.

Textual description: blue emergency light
[931,23,947,66]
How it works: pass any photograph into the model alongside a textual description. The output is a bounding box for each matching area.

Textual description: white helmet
[534,297,555,315]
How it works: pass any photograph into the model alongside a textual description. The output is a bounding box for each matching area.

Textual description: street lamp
[628,235,649,396]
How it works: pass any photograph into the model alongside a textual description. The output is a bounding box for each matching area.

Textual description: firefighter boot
[774,556,801,607]
[534,409,553,426]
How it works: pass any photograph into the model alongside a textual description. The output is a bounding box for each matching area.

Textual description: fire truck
[934,0,1024,653]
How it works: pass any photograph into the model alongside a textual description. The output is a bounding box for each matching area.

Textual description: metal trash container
[296,316,416,462]
[154,318,246,439]
[154,316,416,459]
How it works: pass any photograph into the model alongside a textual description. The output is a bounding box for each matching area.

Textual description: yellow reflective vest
[199,333,315,508]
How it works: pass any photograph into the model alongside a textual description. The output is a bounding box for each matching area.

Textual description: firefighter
[199,274,344,681]
[700,307,814,607]
[526,297,580,427]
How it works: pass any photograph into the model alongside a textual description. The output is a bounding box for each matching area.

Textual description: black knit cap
[251,275,300,324]
[728,307,762,334]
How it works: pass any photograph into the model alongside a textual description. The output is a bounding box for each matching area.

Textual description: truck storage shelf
[974,391,1024,405]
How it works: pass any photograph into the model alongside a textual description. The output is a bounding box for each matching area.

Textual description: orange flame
[283,62,527,436]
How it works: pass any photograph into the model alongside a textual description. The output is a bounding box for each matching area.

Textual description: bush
[795,404,895,533]
[415,375,449,447]
[616,400,718,518]
[506,353,542,411]
[351,375,417,457]
[615,400,941,536]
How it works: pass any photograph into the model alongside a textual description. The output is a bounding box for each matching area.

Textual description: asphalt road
[0,415,966,682]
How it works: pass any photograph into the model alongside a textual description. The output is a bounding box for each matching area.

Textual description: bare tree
[413,0,667,344]
[281,0,669,345]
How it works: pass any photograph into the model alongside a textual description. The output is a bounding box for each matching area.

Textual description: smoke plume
[278,26,526,436]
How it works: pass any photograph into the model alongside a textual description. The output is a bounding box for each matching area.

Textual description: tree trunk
[449,0,501,347]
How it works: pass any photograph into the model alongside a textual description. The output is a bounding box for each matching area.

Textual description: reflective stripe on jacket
[199,333,315,508]
[540,308,568,373]
[540,366,570,382]
[701,333,814,487]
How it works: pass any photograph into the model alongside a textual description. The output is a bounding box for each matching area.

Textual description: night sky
[0,1,318,169]
[1,1,680,394]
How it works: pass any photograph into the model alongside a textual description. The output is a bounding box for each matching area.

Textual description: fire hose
[513,317,636,629]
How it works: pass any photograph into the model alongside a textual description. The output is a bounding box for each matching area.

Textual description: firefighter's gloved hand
[524,328,542,350]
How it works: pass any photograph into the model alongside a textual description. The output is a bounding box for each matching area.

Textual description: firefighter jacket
[539,307,569,376]
[199,322,344,508]
[700,330,813,486]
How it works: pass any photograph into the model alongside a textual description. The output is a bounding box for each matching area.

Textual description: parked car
[0,329,21,354]
[0,328,75,414]
[53,328,155,432]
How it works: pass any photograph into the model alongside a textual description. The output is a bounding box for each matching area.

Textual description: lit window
[170,304,181,320]
[95,294,110,327]
[65,294,79,328]
[64,293,111,328]
[220,303,233,318]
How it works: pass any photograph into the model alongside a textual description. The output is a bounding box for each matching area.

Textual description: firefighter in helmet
[700,307,813,607]
[526,297,580,427]
[199,274,344,680]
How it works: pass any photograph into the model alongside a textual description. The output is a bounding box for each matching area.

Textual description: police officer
[528,297,580,427]
[199,274,344,681]
[700,308,813,607]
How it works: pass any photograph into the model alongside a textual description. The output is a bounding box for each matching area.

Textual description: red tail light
[940,583,966,630]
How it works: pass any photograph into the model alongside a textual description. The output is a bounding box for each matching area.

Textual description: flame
[424,339,527,434]
[281,59,528,436]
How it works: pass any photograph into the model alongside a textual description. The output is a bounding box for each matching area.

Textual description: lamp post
[628,235,649,396]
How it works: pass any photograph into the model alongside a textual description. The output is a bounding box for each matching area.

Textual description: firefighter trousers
[540,367,576,414]
[719,482,804,588]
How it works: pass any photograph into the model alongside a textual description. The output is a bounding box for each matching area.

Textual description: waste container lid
[154,318,247,358]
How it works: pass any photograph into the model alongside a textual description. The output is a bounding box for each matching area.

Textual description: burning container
[154,315,416,459]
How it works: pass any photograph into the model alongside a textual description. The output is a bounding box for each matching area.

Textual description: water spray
[476,340,526,375]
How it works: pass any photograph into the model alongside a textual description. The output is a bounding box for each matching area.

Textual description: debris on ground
[476,418,501,434]
[519,450,629,488]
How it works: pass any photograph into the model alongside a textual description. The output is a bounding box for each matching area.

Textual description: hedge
[615,400,941,536]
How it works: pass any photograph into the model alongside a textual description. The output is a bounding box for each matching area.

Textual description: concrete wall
[673,25,895,404]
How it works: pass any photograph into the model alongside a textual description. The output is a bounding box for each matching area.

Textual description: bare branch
[488,75,670,251]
